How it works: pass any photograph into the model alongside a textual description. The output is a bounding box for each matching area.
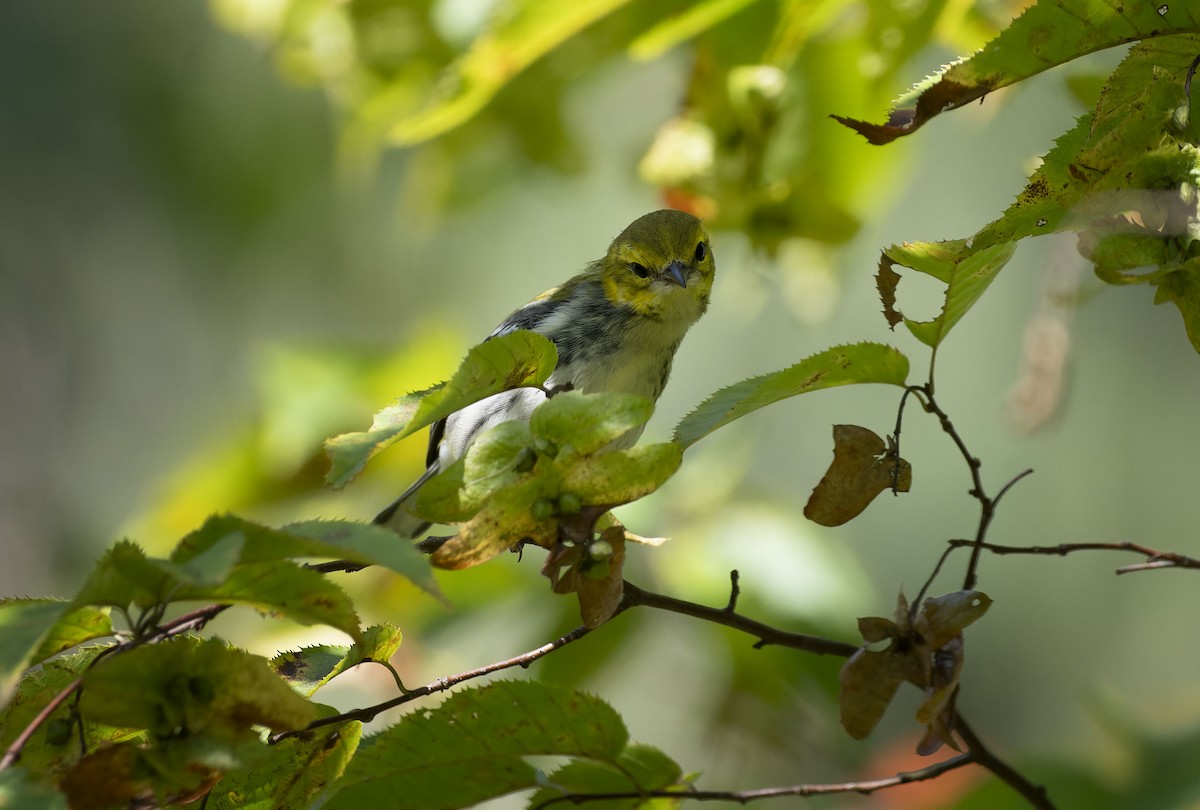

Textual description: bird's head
[599,209,715,324]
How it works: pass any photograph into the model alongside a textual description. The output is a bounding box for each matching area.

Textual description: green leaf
[0,646,135,777]
[411,420,535,523]
[833,4,1200,143]
[878,241,1018,348]
[0,599,112,684]
[70,540,177,611]
[79,637,317,735]
[271,624,403,698]
[205,707,362,810]
[430,477,555,570]
[529,391,654,456]
[560,443,683,506]
[389,0,637,145]
[282,520,441,600]
[673,343,910,448]
[172,515,440,601]
[530,743,685,809]
[323,680,628,810]
[325,330,557,488]
[628,0,764,61]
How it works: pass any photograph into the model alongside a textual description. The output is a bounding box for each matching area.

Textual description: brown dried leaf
[876,255,904,328]
[838,646,923,740]
[804,425,912,526]
[916,591,992,650]
[575,527,627,628]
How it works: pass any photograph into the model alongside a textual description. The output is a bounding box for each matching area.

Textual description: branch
[955,715,1053,810]
[621,577,858,657]
[270,623,593,743]
[532,753,973,807]
[945,538,1200,574]
[898,385,1032,594]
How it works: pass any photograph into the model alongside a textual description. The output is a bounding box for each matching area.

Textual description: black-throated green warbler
[376,209,715,535]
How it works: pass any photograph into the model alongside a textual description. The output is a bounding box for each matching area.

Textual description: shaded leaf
[205,707,362,810]
[411,420,535,523]
[0,768,69,810]
[323,681,628,810]
[804,424,911,526]
[674,343,909,449]
[430,477,556,570]
[325,330,557,487]
[529,742,686,808]
[80,637,316,735]
[0,600,112,684]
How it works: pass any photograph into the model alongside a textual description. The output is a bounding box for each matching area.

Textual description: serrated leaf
[529,391,654,456]
[282,520,441,600]
[271,624,403,698]
[673,343,909,449]
[324,681,628,810]
[325,330,557,487]
[833,3,1200,143]
[804,424,912,526]
[172,515,440,601]
[80,637,316,735]
[0,599,111,684]
[880,241,1018,348]
[389,0,637,144]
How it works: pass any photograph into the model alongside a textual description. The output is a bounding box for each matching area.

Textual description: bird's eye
[629,262,650,279]
[694,242,707,262]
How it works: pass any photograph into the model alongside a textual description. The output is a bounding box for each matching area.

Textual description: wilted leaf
[430,478,555,570]
[804,425,911,526]
[839,590,990,749]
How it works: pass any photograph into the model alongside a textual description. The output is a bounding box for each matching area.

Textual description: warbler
[376,209,715,536]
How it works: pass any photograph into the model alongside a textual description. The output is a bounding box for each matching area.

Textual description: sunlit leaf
[879,241,1017,348]
[0,600,112,684]
[389,0,636,144]
[674,343,909,448]
[833,4,1200,143]
[271,624,403,698]
[529,391,654,456]
[325,331,556,488]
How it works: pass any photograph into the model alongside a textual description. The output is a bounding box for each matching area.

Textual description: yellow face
[600,209,715,323]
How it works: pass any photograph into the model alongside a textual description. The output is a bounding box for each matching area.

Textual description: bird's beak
[663,260,688,288]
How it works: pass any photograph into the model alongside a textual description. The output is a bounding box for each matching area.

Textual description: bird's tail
[373,464,439,539]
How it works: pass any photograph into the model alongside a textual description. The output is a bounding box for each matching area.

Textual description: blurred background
[3,0,1200,806]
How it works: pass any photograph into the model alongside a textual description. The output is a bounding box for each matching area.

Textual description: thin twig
[945,538,1200,574]
[530,753,974,807]
[621,581,859,657]
[269,624,594,743]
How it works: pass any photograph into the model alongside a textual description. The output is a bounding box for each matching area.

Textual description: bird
[375,208,715,537]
